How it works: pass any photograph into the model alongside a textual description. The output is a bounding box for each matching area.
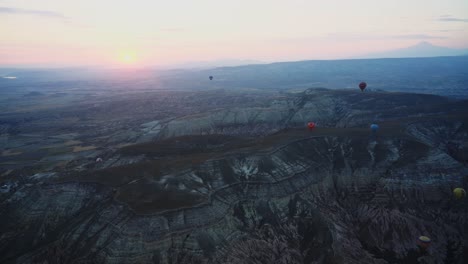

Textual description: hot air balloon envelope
[307,122,316,130]
[419,236,431,243]
[359,82,367,91]
[418,236,431,249]
[453,188,466,199]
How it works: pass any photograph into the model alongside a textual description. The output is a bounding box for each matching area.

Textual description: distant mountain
[167,59,265,69]
[357,42,468,59]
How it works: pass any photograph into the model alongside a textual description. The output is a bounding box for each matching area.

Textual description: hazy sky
[1,0,467,67]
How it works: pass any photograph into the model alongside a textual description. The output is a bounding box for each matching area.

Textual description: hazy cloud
[392,34,447,39]
[161,28,185,32]
[325,33,447,41]
[0,6,66,19]
[435,29,461,32]
[274,33,448,43]
[436,15,468,22]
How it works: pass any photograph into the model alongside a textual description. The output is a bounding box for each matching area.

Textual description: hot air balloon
[418,236,431,250]
[453,188,466,199]
[96,157,103,163]
[370,124,379,133]
[359,82,367,92]
[307,122,316,131]
[209,76,213,80]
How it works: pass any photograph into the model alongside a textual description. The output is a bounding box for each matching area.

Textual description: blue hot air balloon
[370,124,379,133]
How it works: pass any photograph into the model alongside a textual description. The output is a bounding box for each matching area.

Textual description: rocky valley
[1,84,467,263]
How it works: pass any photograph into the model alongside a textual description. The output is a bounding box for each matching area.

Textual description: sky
[1,0,468,68]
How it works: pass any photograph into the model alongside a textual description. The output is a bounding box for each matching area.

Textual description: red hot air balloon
[307,122,316,130]
[359,82,367,92]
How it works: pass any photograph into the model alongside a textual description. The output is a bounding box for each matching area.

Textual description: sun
[119,52,137,64]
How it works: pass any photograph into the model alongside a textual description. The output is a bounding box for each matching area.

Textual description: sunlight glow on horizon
[119,51,138,65]
[1,0,467,68]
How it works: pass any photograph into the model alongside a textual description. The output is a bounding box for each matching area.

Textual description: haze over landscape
[1,1,468,264]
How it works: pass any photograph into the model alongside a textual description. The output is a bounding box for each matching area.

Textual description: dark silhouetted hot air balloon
[418,236,431,250]
[453,188,466,199]
[359,82,367,92]
[307,122,316,131]
[209,76,213,80]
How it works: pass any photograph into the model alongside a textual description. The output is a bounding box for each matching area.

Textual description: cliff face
[1,89,467,263]
[155,89,458,139]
